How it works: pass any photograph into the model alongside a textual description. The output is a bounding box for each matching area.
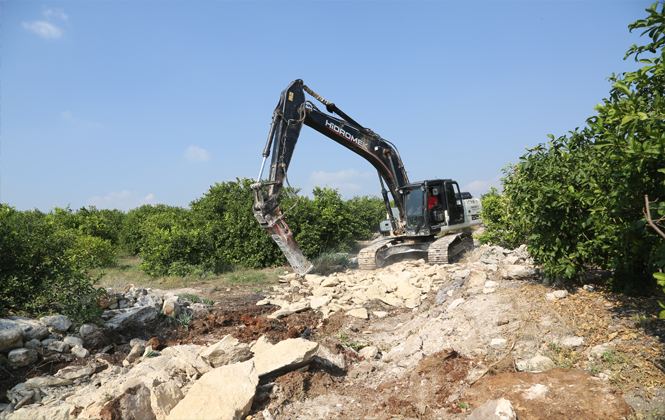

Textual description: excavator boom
[251,80,409,275]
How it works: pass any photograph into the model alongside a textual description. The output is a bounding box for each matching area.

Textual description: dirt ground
[2,265,665,420]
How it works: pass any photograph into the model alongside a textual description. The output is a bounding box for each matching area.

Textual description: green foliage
[0,204,106,322]
[279,187,382,258]
[476,187,525,248]
[189,178,285,269]
[120,204,184,255]
[66,234,117,269]
[485,3,665,290]
[655,272,665,318]
[49,205,125,247]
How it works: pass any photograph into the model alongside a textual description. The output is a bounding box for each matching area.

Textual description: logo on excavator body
[325,120,364,147]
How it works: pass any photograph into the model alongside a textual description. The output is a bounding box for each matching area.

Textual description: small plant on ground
[202,298,215,305]
[167,312,193,330]
[346,341,372,351]
[601,349,629,369]
[545,342,582,369]
[631,312,652,329]
[142,349,159,360]
[178,293,200,303]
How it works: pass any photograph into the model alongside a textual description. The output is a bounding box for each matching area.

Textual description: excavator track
[358,238,393,270]
[428,232,472,264]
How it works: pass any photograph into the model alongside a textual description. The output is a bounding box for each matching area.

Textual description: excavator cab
[402,180,466,236]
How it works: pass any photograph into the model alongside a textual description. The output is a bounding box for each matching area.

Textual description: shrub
[485,3,665,290]
[0,204,105,321]
[65,234,117,269]
[476,187,525,249]
[120,204,187,255]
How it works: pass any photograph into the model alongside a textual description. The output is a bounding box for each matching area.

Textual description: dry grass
[91,255,282,292]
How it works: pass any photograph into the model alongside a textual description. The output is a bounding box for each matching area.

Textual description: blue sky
[1,0,653,211]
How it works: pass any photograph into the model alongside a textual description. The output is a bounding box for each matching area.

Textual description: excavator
[251,79,482,276]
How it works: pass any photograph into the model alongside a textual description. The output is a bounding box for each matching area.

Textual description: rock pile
[1,334,329,420]
[256,243,537,320]
[0,287,214,373]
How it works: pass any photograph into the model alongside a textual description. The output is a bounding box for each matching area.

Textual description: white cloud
[309,169,373,185]
[462,174,503,198]
[87,191,158,211]
[22,21,62,39]
[307,169,374,196]
[61,111,102,128]
[43,8,69,22]
[184,146,211,162]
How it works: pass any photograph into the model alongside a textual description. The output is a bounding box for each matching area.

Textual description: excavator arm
[251,79,409,275]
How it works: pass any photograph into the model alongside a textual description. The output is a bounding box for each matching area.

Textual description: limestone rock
[394,284,420,300]
[100,384,156,420]
[161,345,212,377]
[72,346,90,359]
[587,343,615,359]
[553,290,568,299]
[63,336,84,348]
[379,295,404,307]
[253,338,319,377]
[501,265,536,280]
[288,301,311,313]
[162,297,181,317]
[385,335,422,361]
[39,315,72,333]
[24,338,41,349]
[7,316,50,341]
[516,355,555,372]
[267,308,295,319]
[151,382,184,420]
[198,334,252,368]
[321,277,339,287]
[373,311,389,318]
[309,295,331,309]
[126,343,146,364]
[466,398,516,420]
[25,376,73,390]
[446,298,465,312]
[348,308,369,319]
[359,345,379,360]
[314,345,346,370]
[559,336,584,349]
[166,360,258,420]
[48,341,70,353]
[106,306,159,329]
[79,323,99,337]
[250,335,274,356]
[0,327,23,353]
[4,400,78,420]
[188,303,212,318]
[467,270,488,287]
[491,338,508,349]
[304,274,325,286]
[137,293,163,310]
[8,348,38,368]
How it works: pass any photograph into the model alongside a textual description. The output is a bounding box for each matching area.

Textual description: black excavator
[251,80,482,276]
